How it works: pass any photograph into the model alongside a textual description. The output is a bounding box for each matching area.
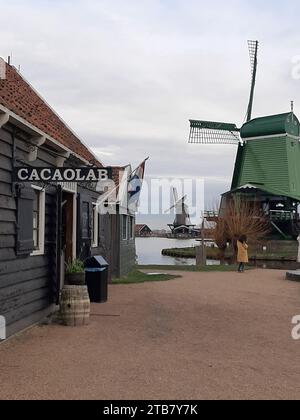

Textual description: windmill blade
[164,203,176,213]
[246,40,259,122]
[164,195,187,214]
[172,187,179,204]
[188,120,241,145]
[177,195,187,206]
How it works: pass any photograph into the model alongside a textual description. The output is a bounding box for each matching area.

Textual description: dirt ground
[1,269,300,400]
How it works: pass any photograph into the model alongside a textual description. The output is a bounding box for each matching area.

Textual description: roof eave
[0,104,92,166]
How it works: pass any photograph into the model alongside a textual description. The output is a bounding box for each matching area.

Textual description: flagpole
[96,157,149,207]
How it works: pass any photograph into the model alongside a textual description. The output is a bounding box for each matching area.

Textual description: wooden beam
[31,135,46,147]
[56,151,70,167]
[0,112,9,128]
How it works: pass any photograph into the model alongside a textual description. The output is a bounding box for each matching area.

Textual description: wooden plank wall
[0,126,57,337]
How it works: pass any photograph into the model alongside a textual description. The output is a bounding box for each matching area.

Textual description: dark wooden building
[0,61,136,338]
[135,224,152,237]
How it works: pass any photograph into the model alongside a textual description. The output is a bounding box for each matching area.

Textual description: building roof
[224,183,300,202]
[240,112,300,139]
[0,61,102,166]
[135,224,151,234]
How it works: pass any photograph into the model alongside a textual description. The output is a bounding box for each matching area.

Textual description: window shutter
[77,193,92,261]
[16,186,35,256]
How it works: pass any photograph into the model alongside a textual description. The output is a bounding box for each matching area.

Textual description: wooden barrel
[60,286,90,327]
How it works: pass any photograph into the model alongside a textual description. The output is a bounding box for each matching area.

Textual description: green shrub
[65,259,85,274]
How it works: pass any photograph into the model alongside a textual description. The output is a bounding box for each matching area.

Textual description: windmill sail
[189,120,240,144]
[246,40,259,122]
[188,40,259,145]
[231,41,259,188]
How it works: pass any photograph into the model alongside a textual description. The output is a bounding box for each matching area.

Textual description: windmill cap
[240,112,300,139]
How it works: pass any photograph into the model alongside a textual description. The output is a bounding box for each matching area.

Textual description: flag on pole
[128,158,147,212]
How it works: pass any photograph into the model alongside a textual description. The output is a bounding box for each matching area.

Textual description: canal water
[136,237,219,266]
[135,237,296,270]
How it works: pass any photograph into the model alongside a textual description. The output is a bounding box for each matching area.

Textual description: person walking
[237,235,248,272]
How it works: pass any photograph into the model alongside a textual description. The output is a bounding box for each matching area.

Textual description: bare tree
[212,198,270,262]
[213,216,227,263]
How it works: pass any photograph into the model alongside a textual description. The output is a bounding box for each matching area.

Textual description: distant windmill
[165,188,196,235]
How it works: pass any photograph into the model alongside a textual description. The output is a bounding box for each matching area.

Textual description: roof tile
[0,63,102,166]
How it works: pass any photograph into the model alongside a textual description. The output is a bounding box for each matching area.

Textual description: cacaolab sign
[13,167,112,183]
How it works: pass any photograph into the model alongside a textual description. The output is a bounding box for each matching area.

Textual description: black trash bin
[84,256,109,303]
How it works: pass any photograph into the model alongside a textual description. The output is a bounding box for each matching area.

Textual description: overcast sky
[1,0,300,228]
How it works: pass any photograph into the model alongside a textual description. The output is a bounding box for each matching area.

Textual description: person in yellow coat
[237,235,248,272]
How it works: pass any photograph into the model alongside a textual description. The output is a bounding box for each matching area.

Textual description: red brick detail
[0,63,102,166]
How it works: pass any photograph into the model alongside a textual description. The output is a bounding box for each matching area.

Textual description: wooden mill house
[0,59,136,338]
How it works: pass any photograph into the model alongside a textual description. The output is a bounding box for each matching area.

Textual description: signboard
[13,167,112,183]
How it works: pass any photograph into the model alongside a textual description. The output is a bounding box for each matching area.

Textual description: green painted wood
[240,112,300,138]
[232,113,300,199]
[189,120,239,131]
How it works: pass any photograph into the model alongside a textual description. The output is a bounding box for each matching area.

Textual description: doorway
[61,191,76,287]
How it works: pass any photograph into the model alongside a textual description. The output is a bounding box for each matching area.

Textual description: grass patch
[137,265,252,272]
[161,246,297,262]
[113,269,181,284]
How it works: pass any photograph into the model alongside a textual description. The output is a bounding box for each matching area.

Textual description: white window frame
[92,203,99,248]
[122,215,128,240]
[31,185,45,256]
[128,216,134,240]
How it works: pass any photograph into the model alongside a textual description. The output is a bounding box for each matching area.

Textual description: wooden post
[196,218,207,266]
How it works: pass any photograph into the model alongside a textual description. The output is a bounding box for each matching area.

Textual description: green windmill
[189,41,300,239]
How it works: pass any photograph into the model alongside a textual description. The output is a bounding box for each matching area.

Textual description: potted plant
[65,259,85,285]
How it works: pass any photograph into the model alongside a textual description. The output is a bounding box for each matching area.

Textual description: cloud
[1,0,299,226]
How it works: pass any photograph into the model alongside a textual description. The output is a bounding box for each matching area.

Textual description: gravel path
[1,269,300,400]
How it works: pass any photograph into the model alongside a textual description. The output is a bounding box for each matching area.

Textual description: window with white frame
[31,186,45,256]
[122,215,128,240]
[92,203,99,248]
[128,216,134,239]
[131,216,135,239]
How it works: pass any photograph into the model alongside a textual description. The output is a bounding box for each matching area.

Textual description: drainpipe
[11,128,17,195]
[55,185,63,305]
